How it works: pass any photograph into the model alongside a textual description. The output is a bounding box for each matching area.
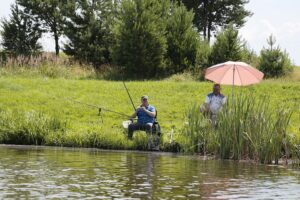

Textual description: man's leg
[145,123,153,134]
[211,114,217,127]
[128,123,142,139]
[144,123,160,150]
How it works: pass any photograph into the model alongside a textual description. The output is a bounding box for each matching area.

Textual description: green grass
[0,71,299,158]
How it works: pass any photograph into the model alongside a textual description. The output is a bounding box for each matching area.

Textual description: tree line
[0,0,293,78]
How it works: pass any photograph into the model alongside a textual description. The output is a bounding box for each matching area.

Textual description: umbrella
[205,61,264,102]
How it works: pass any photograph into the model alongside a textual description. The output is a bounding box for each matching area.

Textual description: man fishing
[201,83,226,125]
[128,95,156,140]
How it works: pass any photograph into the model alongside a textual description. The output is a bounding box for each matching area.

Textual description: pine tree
[259,35,293,78]
[112,0,168,79]
[165,3,200,74]
[209,25,243,65]
[17,0,64,55]
[63,0,114,68]
[179,0,252,43]
[0,4,42,56]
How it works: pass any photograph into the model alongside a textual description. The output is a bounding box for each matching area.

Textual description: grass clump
[180,103,216,154]
[181,93,298,164]
[0,109,67,145]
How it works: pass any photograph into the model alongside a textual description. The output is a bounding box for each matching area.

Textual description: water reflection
[0,145,300,199]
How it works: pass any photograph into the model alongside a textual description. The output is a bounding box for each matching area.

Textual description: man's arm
[222,97,227,105]
[204,96,211,112]
[141,107,156,118]
[130,110,137,119]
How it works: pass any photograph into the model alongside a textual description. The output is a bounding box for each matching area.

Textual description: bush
[258,35,293,78]
[209,25,243,65]
[165,3,200,75]
[112,0,168,79]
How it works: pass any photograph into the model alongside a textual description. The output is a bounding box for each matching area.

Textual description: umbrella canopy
[205,61,264,103]
[205,61,264,86]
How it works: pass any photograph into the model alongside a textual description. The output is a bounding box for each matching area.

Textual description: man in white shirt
[202,84,226,125]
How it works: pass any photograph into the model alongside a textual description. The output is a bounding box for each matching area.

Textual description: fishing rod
[123,81,136,111]
[65,98,132,119]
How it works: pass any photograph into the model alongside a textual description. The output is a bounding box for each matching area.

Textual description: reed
[181,103,216,154]
[181,93,296,164]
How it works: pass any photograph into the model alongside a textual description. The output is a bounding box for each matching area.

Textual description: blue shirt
[137,105,155,124]
[205,93,226,114]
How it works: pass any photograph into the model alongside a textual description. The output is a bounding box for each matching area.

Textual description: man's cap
[141,95,149,100]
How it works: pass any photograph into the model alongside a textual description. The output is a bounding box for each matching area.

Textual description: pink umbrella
[205,61,264,102]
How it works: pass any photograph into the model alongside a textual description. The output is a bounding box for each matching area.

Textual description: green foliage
[63,0,113,68]
[0,71,299,158]
[196,40,211,68]
[240,42,259,67]
[17,0,64,55]
[209,25,243,65]
[181,103,216,154]
[217,94,294,163]
[258,35,293,78]
[112,0,168,79]
[179,0,252,42]
[0,4,42,56]
[181,94,296,164]
[0,109,67,145]
[165,3,200,74]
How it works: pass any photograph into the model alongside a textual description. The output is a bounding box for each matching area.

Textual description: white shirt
[205,93,226,114]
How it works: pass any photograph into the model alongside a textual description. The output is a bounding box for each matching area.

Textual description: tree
[0,4,42,56]
[209,25,243,65]
[179,0,252,43]
[63,0,113,68]
[165,3,200,74]
[240,42,258,66]
[112,0,168,79]
[258,35,293,78]
[17,0,64,55]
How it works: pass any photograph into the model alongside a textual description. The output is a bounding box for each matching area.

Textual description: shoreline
[0,144,296,166]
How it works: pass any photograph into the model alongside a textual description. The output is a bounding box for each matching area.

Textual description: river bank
[0,75,299,162]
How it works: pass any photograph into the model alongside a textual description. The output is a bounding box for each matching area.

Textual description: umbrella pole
[232,65,235,105]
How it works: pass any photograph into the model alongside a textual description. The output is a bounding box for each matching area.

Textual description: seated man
[128,95,156,140]
[201,83,226,125]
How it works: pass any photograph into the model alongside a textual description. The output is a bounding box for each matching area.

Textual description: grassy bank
[0,74,299,152]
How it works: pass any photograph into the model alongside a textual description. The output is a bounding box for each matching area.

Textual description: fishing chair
[148,110,161,150]
[151,110,161,136]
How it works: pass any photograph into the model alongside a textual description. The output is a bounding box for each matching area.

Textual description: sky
[0,0,300,65]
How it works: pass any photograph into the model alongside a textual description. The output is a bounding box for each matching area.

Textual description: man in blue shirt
[128,95,156,139]
[201,84,226,126]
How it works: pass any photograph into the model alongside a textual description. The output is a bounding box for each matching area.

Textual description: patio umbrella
[205,61,264,102]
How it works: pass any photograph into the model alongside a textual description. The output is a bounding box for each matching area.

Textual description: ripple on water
[1,146,300,199]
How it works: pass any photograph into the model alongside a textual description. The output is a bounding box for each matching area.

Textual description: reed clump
[182,93,296,164]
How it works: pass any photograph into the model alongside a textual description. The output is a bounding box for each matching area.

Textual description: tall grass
[182,93,296,164]
[0,53,97,79]
[0,109,67,145]
[0,109,153,150]
[180,103,216,154]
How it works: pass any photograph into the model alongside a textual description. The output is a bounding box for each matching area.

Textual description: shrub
[258,35,293,78]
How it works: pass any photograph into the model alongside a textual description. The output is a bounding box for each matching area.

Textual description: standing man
[128,95,156,139]
[202,84,226,125]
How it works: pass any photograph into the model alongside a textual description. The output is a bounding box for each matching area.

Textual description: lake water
[0,145,300,199]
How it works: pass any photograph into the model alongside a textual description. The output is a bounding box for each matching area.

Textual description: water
[0,145,300,199]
